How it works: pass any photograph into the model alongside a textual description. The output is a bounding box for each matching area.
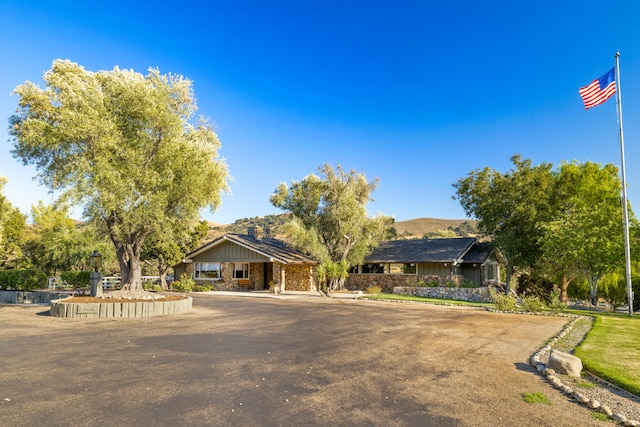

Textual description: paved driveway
[0,295,601,426]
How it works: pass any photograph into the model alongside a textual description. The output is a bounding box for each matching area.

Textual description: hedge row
[0,269,48,291]
[60,271,91,288]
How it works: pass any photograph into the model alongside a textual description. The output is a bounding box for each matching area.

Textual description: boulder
[548,350,583,377]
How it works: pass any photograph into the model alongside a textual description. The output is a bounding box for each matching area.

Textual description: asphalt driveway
[0,295,602,426]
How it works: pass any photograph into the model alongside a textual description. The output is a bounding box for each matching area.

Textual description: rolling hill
[207,215,478,240]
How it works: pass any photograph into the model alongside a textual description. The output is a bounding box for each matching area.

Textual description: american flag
[579,68,616,109]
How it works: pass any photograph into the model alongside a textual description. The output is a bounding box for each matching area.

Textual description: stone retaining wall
[347,274,465,294]
[0,290,73,304]
[394,286,492,303]
[50,296,192,319]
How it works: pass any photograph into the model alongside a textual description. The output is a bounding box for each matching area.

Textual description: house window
[485,262,497,281]
[384,263,416,274]
[403,263,417,274]
[195,262,221,280]
[233,263,249,279]
[362,264,384,274]
[387,263,404,274]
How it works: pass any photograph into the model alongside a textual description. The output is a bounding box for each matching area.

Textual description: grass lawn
[361,293,492,307]
[574,314,640,396]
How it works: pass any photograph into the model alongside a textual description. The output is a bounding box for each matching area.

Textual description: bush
[365,285,382,294]
[521,295,545,312]
[567,277,590,301]
[460,279,479,289]
[170,273,195,292]
[547,286,567,313]
[0,269,47,291]
[517,273,554,303]
[415,279,438,287]
[490,287,517,312]
[599,273,628,309]
[61,271,91,290]
[143,282,164,292]
[193,284,214,292]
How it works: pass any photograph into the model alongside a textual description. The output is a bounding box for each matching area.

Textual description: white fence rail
[48,276,161,290]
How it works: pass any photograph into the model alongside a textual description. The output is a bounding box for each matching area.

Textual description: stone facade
[250,263,265,290]
[346,274,465,294]
[283,264,317,292]
[393,285,492,303]
[191,261,316,292]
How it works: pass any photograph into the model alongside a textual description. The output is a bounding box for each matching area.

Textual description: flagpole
[615,52,634,315]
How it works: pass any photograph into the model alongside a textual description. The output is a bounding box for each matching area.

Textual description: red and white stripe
[579,79,616,109]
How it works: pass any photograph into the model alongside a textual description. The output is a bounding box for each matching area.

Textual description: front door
[263,263,273,290]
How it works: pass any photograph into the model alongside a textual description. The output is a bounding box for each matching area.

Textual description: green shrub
[365,285,382,294]
[459,279,479,288]
[517,273,554,303]
[143,282,164,291]
[0,269,47,291]
[567,277,590,301]
[61,271,91,290]
[445,280,457,288]
[521,295,545,312]
[490,287,517,312]
[193,284,214,292]
[170,273,195,292]
[415,279,438,287]
[547,286,567,313]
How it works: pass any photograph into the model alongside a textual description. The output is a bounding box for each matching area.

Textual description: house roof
[364,237,478,264]
[182,233,317,265]
[459,242,504,264]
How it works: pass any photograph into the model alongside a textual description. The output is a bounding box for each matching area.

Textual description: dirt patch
[0,295,607,426]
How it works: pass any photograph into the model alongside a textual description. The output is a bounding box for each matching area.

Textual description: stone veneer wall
[394,286,492,303]
[346,274,464,294]
[284,264,316,292]
[250,263,265,290]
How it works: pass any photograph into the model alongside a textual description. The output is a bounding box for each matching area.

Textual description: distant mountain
[392,217,478,239]
[207,214,478,240]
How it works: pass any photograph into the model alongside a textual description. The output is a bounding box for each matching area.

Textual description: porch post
[280,267,286,293]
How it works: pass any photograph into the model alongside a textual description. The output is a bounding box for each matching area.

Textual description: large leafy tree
[270,164,393,290]
[24,202,116,277]
[541,161,627,304]
[0,177,27,268]
[10,60,229,291]
[141,219,209,289]
[453,155,555,293]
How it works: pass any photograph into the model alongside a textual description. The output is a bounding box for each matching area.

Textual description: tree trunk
[505,264,513,295]
[117,242,144,292]
[157,257,169,290]
[559,276,570,303]
[114,245,130,288]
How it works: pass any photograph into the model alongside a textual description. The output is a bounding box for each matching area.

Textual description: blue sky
[2,1,640,225]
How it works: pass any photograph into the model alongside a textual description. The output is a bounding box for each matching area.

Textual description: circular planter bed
[50,294,192,318]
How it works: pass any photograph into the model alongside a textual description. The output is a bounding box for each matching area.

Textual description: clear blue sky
[2,1,640,225]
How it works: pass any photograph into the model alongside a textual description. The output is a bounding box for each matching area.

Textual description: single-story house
[346,237,504,293]
[173,231,318,292]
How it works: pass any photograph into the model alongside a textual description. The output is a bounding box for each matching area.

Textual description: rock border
[529,315,640,426]
[50,296,192,318]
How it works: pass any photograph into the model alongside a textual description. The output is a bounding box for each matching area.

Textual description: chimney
[263,226,272,239]
[247,225,258,238]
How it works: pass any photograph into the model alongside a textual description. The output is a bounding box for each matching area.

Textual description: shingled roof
[184,233,317,265]
[364,237,478,264]
[459,241,504,264]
